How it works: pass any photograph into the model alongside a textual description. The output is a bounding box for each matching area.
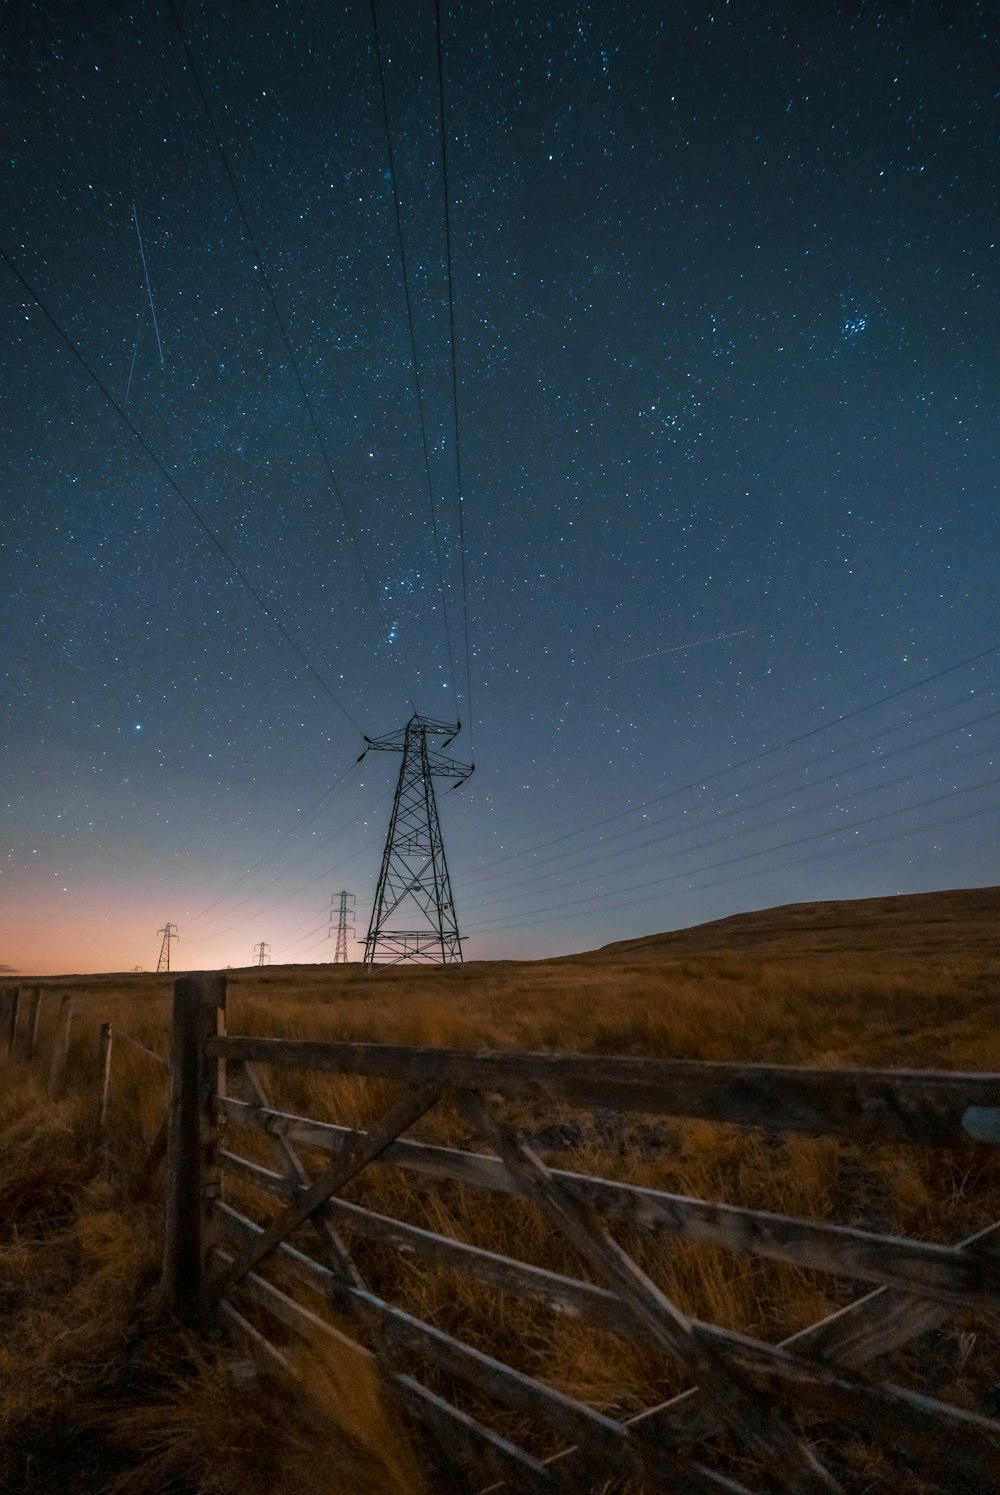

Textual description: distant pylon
[363,716,471,965]
[253,942,271,967]
[156,922,179,973]
[329,891,355,963]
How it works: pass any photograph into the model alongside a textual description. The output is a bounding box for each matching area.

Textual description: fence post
[27,987,43,1060]
[3,987,19,1056]
[48,994,74,1099]
[92,1023,113,1156]
[163,972,227,1322]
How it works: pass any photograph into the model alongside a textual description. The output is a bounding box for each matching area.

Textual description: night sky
[2,1,997,976]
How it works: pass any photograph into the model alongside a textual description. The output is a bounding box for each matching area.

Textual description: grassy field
[2,885,999,1492]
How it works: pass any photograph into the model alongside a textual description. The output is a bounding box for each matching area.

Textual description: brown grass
[3,886,1000,1490]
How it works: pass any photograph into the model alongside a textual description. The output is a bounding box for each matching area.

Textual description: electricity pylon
[329,891,355,963]
[363,715,471,965]
[156,922,179,973]
[253,942,271,967]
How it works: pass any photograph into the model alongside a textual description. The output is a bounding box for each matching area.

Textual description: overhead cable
[459,701,1000,902]
[460,731,1000,915]
[463,773,1000,931]
[185,757,363,924]
[434,0,475,750]
[166,0,418,713]
[0,246,364,734]
[369,0,459,705]
[189,782,393,939]
[455,641,1000,880]
[462,796,1000,939]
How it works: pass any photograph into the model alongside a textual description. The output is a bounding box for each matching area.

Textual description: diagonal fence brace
[211,1080,443,1300]
[235,1058,367,1291]
[456,1087,842,1495]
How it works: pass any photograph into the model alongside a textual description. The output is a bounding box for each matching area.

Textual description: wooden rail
[2,982,169,1173]
[156,975,1000,1493]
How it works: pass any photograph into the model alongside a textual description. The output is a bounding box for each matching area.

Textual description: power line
[458,699,1000,903]
[269,914,335,956]
[165,0,418,714]
[460,731,1000,916]
[455,641,1000,882]
[463,772,1000,932]
[462,796,1000,940]
[0,245,365,735]
[184,829,384,945]
[184,758,363,925]
[369,0,459,706]
[434,0,474,752]
[458,685,998,894]
[187,782,393,940]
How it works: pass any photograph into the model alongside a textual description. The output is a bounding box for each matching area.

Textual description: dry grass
[0,1058,423,1494]
[4,886,1000,1490]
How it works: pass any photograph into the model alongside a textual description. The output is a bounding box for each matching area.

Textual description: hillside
[578,885,1000,966]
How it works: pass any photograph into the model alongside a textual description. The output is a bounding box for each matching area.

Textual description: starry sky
[2,0,997,975]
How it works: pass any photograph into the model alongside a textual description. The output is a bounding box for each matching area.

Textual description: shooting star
[132,203,164,369]
[620,628,747,665]
[123,301,146,407]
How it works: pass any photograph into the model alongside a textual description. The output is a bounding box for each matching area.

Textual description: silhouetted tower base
[363,716,470,966]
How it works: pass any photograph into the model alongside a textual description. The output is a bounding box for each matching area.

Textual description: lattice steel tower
[156,922,178,973]
[329,890,355,963]
[363,716,471,965]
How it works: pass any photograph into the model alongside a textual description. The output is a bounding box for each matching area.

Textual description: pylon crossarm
[210,1080,443,1299]
[456,1087,842,1495]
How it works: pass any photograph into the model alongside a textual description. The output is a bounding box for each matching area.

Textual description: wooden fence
[6,973,1000,1490]
[1,980,169,1165]
[169,975,1000,1492]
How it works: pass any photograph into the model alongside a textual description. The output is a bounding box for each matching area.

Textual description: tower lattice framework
[363,715,470,965]
[156,922,178,973]
[329,890,355,963]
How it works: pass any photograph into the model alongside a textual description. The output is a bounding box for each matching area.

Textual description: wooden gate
[164,974,1000,1492]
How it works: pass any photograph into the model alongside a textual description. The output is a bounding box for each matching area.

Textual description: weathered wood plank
[210,1082,443,1300]
[714,1324,1000,1487]
[225,1254,557,1492]
[210,1037,1000,1146]
[236,1059,366,1292]
[26,986,42,1060]
[218,1299,291,1376]
[458,1088,842,1495]
[217,1097,1000,1311]
[217,1196,1000,1487]
[784,1217,1000,1368]
[162,973,227,1321]
[394,1371,558,1494]
[91,1022,113,1155]
[5,986,21,1056]
[305,1193,636,1332]
[217,1201,637,1476]
[539,1217,1000,1475]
